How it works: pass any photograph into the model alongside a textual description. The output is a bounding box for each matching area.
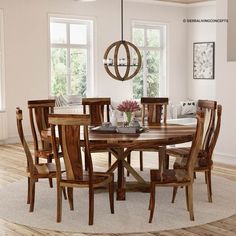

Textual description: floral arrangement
[117,100,140,113]
[117,100,140,125]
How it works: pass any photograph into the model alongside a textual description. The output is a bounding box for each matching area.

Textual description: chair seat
[167,147,212,170]
[150,169,190,184]
[60,172,113,188]
[27,163,57,177]
[35,149,53,158]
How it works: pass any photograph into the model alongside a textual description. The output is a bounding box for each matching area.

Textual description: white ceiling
[156,0,214,4]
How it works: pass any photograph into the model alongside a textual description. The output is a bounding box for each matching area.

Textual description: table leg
[117,157,126,200]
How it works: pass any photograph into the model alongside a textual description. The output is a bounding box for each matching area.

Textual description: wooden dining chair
[148,110,204,223]
[49,114,114,225]
[168,102,222,203]
[127,97,169,174]
[16,107,58,212]
[82,97,113,168]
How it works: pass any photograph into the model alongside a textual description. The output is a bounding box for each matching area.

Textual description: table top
[42,124,195,149]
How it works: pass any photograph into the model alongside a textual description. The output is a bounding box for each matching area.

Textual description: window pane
[147,29,160,47]
[133,50,144,99]
[51,48,67,96]
[133,28,144,47]
[146,50,160,97]
[70,48,87,97]
[70,24,87,45]
[50,23,67,44]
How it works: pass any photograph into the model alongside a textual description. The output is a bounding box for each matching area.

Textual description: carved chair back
[82,98,111,126]
[49,114,92,181]
[28,99,55,152]
[141,97,169,125]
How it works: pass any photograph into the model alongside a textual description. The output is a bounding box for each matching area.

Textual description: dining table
[42,123,195,200]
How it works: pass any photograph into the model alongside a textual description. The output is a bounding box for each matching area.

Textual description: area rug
[0,173,236,234]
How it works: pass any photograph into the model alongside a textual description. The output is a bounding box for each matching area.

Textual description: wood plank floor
[0,143,236,236]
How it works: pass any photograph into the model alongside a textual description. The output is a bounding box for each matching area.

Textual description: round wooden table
[89,124,195,200]
[42,124,195,200]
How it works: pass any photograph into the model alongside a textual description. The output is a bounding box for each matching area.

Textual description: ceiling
[156,0,214,3]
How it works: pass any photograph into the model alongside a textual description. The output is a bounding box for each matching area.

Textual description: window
[132,22,167,99]
[49,16,94,99]
[0,10,5,111]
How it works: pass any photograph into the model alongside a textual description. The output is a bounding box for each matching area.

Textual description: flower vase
[125,112,132,126]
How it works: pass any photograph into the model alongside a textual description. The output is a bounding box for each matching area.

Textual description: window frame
[132,21,167,98]
[48,15,94,99]
[0,9,5,111]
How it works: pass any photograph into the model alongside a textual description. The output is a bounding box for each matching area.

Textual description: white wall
[0,0,188,141]
[215,0,236,163]
[186,3,216,100]
[227,0,236,61]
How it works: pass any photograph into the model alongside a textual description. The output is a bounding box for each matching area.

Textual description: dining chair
[127,97,169,175]
[28,99,56,187]
[148,110,204,223]
[168,102,222,203]
[16,107,58,212]
[49,113,114,225]
[82,97,113,168]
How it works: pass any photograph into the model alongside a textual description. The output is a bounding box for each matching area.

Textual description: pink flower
[117,100,140,113]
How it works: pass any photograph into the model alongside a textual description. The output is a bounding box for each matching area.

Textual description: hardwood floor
[0,143,236,235]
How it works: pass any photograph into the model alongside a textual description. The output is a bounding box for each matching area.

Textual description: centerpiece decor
[117,100,140,126]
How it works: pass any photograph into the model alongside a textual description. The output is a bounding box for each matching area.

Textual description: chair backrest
[186,110,204,180]
[28,99,55,151]
[141,97,169,125]
[207,104,222,162]
[16,108,34,174]
[197,100,217,152]
[82,97,111,126]
[49,114,92,182]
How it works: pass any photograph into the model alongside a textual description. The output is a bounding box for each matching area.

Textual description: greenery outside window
[132,22,167,99]
[49,16,94,100]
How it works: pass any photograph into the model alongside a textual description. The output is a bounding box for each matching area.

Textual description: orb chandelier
[103,0,142,81]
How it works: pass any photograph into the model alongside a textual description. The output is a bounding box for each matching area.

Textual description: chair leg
[47,157,53,188]
[67,187,74,210]
[205,171,207,184]
[140,151,143,171]
[194,172,197,179]
[171,187,178,203]
[108,152,112,168]
[185,186,189,211]
[165,154,169,169]
[149,183,156,223]
[62,187,67,200]
[29,179,35,212]
[127,153,131,176]
[109,177,114,214]
[27,177,30,204]
[206,170,213,203]
[56,185,62,223]
[89,187,94,225]
[187,184,194,221]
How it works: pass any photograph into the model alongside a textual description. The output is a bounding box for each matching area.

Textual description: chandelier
[103,0,142,81]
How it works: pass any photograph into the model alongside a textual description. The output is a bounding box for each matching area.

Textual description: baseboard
[214,152,236,166]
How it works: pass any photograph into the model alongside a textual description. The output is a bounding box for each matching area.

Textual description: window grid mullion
[67,23,71,95]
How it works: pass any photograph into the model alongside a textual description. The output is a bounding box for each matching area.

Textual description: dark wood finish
[49,114,114,225]
[28,99,56,187]
[42,123,195,200]
[128,97,169,175]
[82,97,112,168]
[149,111,205,223]
[167,100,222,203]
[16,108,58,212]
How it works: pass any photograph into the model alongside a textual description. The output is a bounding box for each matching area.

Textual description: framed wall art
[193,42,215,79]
